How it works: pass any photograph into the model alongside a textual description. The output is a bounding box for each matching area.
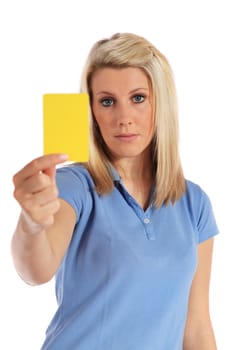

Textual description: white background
[0,0,232,349]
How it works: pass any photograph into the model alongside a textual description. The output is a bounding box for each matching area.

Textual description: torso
[40,164,218,350]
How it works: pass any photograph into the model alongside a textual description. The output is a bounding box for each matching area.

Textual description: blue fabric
[40,164,219,350]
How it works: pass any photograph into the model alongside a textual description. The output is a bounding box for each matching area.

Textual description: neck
[113,155,152,183]
[112,154,154,210]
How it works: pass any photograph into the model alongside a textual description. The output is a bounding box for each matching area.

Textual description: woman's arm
[11,154,76,286]
[183,238,217,349]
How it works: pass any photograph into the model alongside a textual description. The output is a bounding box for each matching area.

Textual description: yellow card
[43,93,89,162]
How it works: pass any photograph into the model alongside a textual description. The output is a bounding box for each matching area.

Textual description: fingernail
[59,154,69,160]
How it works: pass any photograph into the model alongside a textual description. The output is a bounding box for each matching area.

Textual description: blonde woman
[11,33,219,349]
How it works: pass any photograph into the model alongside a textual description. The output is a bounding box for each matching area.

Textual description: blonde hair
[80,32,186,207]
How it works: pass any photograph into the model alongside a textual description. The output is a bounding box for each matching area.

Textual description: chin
[108,144,151,160]
[112,150,145,160]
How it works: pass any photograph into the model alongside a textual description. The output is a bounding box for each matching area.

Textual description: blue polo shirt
[40,164,219,350]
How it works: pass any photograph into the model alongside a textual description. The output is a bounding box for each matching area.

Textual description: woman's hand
[13,154,68,233]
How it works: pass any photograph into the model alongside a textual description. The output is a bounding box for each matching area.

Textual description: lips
[115,134,139,142]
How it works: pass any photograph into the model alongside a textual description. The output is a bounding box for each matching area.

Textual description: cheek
[144,117,155,141]
[142,108,154,129]
[93,108,115,132]
[92,106,104,129]
[94,113,111,137]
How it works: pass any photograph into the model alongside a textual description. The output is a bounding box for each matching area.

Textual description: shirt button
[144,218,150,224]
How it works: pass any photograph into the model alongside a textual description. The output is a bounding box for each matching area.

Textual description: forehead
[91,67,151,92]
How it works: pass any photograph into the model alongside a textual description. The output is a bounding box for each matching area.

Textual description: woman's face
[91,67,155,161]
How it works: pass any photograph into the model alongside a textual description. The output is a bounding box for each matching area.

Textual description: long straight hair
[80,33,186,207]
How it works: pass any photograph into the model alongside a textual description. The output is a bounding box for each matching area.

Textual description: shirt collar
[109,164,121,183]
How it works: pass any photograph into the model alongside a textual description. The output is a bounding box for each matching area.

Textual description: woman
[11,33,219,349]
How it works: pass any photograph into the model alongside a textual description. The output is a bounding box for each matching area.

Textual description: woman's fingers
[24,200,61,227]
[21,185,59,210]
[13,153,68,186]
[13,153,68,228]
[20,199,60,233]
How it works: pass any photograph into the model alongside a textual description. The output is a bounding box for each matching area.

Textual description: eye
[100,98,114,107]
[132,94,145,103]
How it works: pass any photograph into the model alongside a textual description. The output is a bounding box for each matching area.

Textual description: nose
[119,119,132,126]
[117,103,133,126]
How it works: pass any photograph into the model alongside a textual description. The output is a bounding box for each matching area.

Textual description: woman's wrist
[19,210,46,235]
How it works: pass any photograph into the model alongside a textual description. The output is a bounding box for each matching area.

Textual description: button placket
[143,207,156,240]
[117,183,156,240]
[143,218,150,224]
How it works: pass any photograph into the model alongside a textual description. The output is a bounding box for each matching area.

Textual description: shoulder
[182,179,219,243]
[185,179,207,197]
[182,179,213,208]
[56,163,95,189]
[182,179,214,216]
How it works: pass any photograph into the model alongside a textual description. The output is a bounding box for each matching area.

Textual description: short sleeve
[55,165,88,223]
[195,187,219,243]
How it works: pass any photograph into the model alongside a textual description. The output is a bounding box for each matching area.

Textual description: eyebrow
[96,88,149,96]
